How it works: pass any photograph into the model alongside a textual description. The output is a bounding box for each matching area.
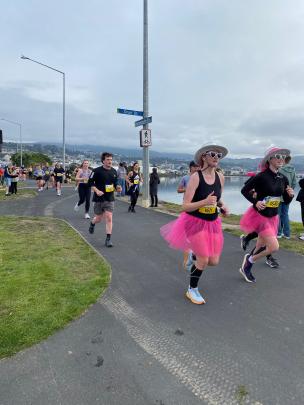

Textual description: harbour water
[158,176,302,223]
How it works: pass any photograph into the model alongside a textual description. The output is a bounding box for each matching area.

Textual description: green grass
[159,201,304,255]
[0,216,110,358]
[160,201,183,214]
[0,188,37,201]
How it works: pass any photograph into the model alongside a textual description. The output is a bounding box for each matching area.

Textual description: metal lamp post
[0,118,23,166]
[20,55,66,169]
[142,0,150,207]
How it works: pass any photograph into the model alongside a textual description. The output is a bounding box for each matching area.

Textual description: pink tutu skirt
[160,212,223,257]
[240,206,279,237]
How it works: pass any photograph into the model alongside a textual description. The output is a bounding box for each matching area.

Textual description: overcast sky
[1,0,304,157]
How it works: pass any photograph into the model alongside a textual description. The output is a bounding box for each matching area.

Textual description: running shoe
[84,213,90,219]
[265,255,279,268]
[239,254,256,283]
[283,235,290,240]
[186,287,206,305]
[240,234,249,251]
[105,239,113,247]
[74,203,79,212]
[89,222,95,234]
[277,234,283,239]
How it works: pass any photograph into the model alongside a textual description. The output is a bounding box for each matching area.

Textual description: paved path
[0,185,304,405]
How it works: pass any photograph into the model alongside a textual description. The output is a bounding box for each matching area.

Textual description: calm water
[158,176,302,222]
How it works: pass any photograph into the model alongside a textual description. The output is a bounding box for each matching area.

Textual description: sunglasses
[270,154,286,160]
[205,151,223,159]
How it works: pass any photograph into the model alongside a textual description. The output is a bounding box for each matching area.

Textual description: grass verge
[0,216,110,359]
[158,201,304,255]
[0,188,37,201]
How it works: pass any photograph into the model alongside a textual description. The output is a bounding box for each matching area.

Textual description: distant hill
[3,141,304,172]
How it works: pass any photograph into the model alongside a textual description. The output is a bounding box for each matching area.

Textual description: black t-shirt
[54,167,65,178]
[88,166,118,202]
[241,168,293,217]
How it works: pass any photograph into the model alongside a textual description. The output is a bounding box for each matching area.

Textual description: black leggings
[150,194,158,206]
[301,202,304,227]
[78,184,91,212]
[130,188,139,208]
[10,182,17,194]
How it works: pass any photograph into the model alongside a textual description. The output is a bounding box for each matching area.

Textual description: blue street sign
[134,116,152,127]
[117,108,143,116]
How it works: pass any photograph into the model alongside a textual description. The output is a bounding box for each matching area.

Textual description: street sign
[140,129,152,147]
[117,108,143,116]
[134,116,152,127]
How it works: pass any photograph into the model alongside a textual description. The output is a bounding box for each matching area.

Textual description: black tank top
[129,171,140,190]
[188,170,222,221]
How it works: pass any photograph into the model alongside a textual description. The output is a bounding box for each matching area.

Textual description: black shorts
[55,177,63,183]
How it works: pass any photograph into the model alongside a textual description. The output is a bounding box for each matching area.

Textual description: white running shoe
[74,203,79,212]
[186,287,206,305]
[84,213,90,219]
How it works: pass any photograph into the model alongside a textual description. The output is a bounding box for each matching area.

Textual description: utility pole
[142,0,150,207]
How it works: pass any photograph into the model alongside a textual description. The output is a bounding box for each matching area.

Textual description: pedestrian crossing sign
[140,129,152,147]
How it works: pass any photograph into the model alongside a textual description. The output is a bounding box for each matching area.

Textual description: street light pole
[142,0,150,207]
[21,55,66,169]
[0,118,22,166]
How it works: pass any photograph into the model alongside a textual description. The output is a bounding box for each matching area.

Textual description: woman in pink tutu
[160,144,229,305]
[239,147,294,283]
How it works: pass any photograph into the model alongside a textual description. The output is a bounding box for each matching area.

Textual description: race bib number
[56,173,63,177]
[83,178,88,184]
[134,179,139,185]
[105,184,114,192]
[199,205,216,214]
[263,197,280,208]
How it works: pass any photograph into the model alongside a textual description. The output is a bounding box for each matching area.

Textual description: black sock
[250,245,266,257]
[106,234,111,240]
[190,265,203,289]
[246,232,258,243]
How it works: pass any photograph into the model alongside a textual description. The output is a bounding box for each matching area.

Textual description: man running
[88,152,121,247]
[161,144,229,305]
[53,163,65,196]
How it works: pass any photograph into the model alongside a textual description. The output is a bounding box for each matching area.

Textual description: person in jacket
[277,155,297,238]
[149,167,160,207]
[4,164,13,195]
[239,147,294,283]
[116,162,126,197]
[296,178,304,240]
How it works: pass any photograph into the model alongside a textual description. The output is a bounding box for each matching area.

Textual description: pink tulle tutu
[240,206,279,237]
[160,212,223,257]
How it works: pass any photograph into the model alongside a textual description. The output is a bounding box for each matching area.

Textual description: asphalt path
[0,184,304,404]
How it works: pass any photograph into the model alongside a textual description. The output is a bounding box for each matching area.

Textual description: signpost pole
[142,0,150,208]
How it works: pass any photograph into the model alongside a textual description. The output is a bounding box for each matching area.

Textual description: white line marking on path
[102,292,263,405]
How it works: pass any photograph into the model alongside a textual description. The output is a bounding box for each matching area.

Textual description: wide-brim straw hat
[260,146,290,168]
[194,144,228,165]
